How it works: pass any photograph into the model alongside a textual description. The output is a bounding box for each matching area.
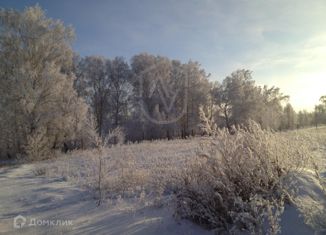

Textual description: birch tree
[0,6,89,159]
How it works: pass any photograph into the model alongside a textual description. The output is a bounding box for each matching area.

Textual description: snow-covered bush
[198,106,217,136]
[175,121,312,234]
[25,127,53,161]
[106,127,126,145]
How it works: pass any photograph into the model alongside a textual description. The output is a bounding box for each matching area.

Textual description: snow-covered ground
[0,163,211,235]
[0,130,325,235]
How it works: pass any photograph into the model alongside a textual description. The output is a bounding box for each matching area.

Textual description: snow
[0,164,212,235]
[0,133,325,234]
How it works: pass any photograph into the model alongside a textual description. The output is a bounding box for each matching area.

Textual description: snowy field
[1,3,325,235]
[0,128,325,235]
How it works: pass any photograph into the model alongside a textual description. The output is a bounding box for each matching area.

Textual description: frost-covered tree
[180,61,211,137]
[212,70,259,129]
[314,105,323,127]
[198,106,217,135]
[212,70,288,131]
[107,57,131,128]
[0,6,89,159]
[74,56,110,137]
[259,86,287,130]
[280,103,297,130]
[128,53,156,140]
[314,96,326,127]
[297,110,313,128]
[129,54,210,140]
[320,96,326,106]
[211,81,232,130]
[311,96,326,128]
[130,54,178,139]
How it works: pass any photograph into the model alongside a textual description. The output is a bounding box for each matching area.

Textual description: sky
[1,0,325,111]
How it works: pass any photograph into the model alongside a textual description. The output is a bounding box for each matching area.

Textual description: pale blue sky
[2,0,326,110]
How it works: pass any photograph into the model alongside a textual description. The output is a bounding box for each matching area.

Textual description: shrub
[107,127,126,145]
[175,121,312,234]
[25,127,53,161]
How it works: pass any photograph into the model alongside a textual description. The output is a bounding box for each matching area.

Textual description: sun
[289,71,326,111]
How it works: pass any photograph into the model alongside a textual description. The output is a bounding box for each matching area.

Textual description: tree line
[0,6,324,160]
